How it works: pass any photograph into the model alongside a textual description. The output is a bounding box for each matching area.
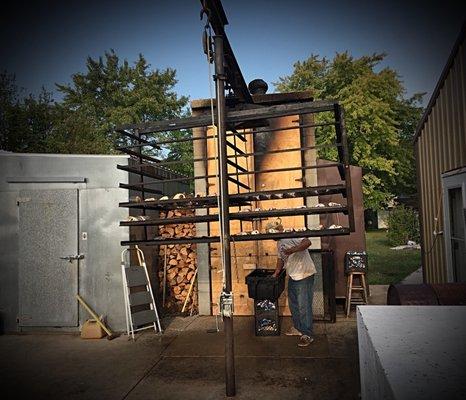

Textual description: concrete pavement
[0,316,359,400]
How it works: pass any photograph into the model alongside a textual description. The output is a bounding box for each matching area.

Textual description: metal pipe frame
[120,205,347,227]
[125,142,342,170]
[121,227,350,246]
[119,183,162,195]
[334,104,355,231]
[115,120,336,150]
[119,162,342,187]
[116,99,336,135]
[119,183,347,208]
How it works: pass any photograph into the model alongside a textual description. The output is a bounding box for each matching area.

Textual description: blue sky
[1,0,465,105]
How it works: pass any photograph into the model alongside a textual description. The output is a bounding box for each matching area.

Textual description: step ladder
[121,246,162,339]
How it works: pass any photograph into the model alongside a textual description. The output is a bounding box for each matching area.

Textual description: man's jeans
[287,274,315,337]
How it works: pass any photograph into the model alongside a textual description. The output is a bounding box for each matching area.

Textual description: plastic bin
[245,269,286,300]
[344,251,368,273]
[254,299,280,336]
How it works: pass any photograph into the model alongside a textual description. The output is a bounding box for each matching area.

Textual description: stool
[346,271,368,316]
[344,251,369,317]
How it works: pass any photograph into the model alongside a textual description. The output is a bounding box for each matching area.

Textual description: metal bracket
[220,290,234,318]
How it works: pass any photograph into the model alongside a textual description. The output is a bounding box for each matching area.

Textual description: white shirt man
[273,235,316,347]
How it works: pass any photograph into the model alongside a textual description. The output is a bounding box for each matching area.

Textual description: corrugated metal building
[414,23,466,283]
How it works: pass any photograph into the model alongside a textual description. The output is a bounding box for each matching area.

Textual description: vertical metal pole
[334,104,355,232]
[298,115,309,230]
[135,129,148,241]
[214,34,236,397]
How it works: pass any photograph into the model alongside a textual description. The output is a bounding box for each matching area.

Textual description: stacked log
[158,209,198,313]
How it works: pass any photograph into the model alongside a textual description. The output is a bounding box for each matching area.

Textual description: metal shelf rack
[116,99,355,247]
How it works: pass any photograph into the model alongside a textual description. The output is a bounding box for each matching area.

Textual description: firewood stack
[158,209,198,313]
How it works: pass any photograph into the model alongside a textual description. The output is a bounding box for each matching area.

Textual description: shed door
[18,189,79,326]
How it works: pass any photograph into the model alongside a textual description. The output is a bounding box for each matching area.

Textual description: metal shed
[0,152,187,333]
[414,22,466,283]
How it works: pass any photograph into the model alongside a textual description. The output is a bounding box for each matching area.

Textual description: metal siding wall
[458,44,466,163]
[432,114,439,283]
[416,41,466,283]
[424,122,434,281]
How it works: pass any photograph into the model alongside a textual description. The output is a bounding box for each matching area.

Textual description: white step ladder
[121,246,162,339]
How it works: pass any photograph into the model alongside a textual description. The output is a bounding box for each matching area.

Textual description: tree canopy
[0,72,55,153]
[275,52,424,209]
[0,51,192,175]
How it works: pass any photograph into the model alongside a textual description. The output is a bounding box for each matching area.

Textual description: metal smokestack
[249,79,270,170]
[248,79,268,95]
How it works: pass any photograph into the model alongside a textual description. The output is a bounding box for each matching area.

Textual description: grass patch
[366,229,421,285]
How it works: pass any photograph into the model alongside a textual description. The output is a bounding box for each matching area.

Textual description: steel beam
[201,0,252,103]
[116,121,337,150]
[120,227,351,246]
[119,183,347,209]
[119,205,347,227]
[116,100,336,135]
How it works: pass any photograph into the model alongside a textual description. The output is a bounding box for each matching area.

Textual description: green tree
[275,52,424,209]
[55,50,191,175]
[0,72,55,153]
[0,52,192,176]
[387,205,420,246]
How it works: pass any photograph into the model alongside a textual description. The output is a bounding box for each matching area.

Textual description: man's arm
[283,238,311,256]
[272,258,284,278]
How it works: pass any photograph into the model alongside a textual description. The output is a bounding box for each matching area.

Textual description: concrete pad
[0,333,165,399]
[357,306,466,400]
[325,320,359,359]
[0,315,358,400]
[162,315,201,333]
[164,316,330,358]
[126,356,359,400]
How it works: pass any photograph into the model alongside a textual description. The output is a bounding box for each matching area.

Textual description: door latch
[60,254,85,263]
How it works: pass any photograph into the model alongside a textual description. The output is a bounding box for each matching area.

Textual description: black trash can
[245,269,286,300]
[245,269,286,336]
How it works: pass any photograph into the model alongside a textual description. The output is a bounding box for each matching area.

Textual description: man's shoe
[284,326,302,336]
[297,335,314,347]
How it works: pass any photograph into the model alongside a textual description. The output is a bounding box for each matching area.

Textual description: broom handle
[76,295,113,336]
[181,269,198,313]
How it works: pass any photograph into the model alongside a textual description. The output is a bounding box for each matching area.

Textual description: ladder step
[125,267,148,287]
[131,309,158,327]
[122,249,162,337]
[129,291,153,306]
